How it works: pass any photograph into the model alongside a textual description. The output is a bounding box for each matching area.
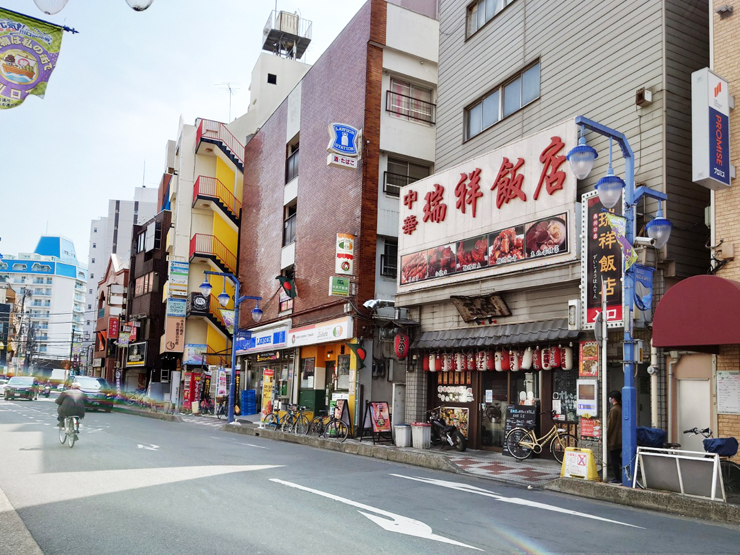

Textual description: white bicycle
[59,416,80,448]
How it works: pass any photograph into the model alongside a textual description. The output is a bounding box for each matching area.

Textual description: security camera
[647,365,659,376]
[363,299,395,310]
[634,237,656,247]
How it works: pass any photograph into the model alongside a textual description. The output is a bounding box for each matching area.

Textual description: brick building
[93,255,128,385]
[237,0,438,428]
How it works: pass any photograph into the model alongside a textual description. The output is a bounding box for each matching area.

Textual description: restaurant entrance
[479,371,509,450]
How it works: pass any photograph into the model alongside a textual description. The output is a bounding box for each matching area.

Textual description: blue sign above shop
[235,328,288,355]
[327,123,360,157]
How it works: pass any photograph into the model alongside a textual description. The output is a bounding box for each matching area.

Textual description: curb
[111,405,183,423]
[222,424,461,474]
[546,477,740,525]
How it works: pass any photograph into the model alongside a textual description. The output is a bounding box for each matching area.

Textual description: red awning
[653,275,740,350]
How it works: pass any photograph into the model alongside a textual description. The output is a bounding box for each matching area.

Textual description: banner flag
[219,309,235,334]
[0,8,65,109]
[605,213,638,270]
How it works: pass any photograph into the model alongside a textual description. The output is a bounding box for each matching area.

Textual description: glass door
[480,372,508,449]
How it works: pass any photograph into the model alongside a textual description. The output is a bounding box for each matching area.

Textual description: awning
[411,318,579,350]
[653,275,740,350]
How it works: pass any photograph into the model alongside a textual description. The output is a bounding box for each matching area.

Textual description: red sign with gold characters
[398,121,578,288]
[108,317,119,339]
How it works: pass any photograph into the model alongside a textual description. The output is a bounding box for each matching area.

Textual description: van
[49,369,70,388]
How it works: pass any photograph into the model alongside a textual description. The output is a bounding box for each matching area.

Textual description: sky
[0,0,366,264]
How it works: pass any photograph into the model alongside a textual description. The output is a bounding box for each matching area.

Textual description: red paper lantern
[487,350,496,371]
[549,345,561,369]
[423,353,430,371]
[541,348,552,371]
[533,348,542,370]
[500,349,511,371]
[394,333,410,360]
[561,345,574,370]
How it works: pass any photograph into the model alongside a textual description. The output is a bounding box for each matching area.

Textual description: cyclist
[55,382,86,428]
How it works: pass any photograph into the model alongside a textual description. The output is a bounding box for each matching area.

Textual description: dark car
[4,376,40,401]
[66,376,115,412]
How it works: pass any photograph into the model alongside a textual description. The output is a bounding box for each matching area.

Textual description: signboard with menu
[579,341,599,378]
[398,121,578,291]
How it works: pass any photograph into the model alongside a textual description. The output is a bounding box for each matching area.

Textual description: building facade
[397,0,710,456]
[237,0,438,428]
[92,255,128,384]
[0,236,87,373]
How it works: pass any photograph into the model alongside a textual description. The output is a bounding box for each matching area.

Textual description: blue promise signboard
[709,107,730,187]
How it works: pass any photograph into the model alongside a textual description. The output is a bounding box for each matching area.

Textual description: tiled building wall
[404,366,427,423]
[717,345,740,463]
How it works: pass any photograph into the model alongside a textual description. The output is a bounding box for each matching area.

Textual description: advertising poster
[441,407,469,438]
[580,417,601,440]
[126,342,146,367]
[369,402,391,433]
[169,261,189,297]
[184,344,207,366]
[456,235,487,271]
[579,341,599,377]
[335,233,355,275]
[163,317,185,353]
[261,368,274,417]
[193,373,202,412]
[183,372,192,411]
[427,243,457,278]
[217,369,227,397]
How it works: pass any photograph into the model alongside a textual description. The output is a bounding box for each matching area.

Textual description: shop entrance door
[480,372,508,450]
[678,379,711,453]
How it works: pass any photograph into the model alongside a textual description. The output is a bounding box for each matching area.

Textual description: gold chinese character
[604,277,617,296]
[599,255,617,273]
[598,232,616,249]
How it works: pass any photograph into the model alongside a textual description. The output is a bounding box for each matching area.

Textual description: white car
[0,378,7,396]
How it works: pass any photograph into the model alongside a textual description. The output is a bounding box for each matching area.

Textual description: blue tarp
[636,427,667,448]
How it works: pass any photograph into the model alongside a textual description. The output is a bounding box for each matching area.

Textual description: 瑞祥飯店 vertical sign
[0,8,66,109]
[581,190,624,329]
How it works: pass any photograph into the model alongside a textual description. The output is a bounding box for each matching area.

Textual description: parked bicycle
[505,410,578,464]
[282,405,310,434]
[306,408,349,442]
[216,398,227,420]
[306,410,330,436]
[59,415,80,448]
[684,427,740,499]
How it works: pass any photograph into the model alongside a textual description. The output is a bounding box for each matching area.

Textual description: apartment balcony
[192,175,242,229]
[195,119,244,172]
[189,234,237,275]
[385,90,436,125]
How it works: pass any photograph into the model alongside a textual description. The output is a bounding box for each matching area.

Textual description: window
[90,273,94,279]
[465,62,539,140]
[92,243,96,249]
[94,227,97,233]
[279,266,295,313]
[468,0,516,36]
[91,258,95,264]
[384,158,431,197]
[380,239,398,278]
[285,141,299,183]
[88,304,92,310]
[136,231,146,254]
[267,73,277,85]
[386,78,435,124]
[47,278,53,284]
[89,288,92,294]
[134,272,156,297]
[283,204,297,247]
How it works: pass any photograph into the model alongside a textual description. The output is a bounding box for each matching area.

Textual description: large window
[285,141,299,183]
[384,158,431,197]
[134,272,156,297]
[465,62,540,140]
[386,78,435,124]
[380,239,398,278]
[467,0,516,36]
[283,203,297,247]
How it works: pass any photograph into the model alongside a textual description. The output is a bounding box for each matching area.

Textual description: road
[2,396,740,555]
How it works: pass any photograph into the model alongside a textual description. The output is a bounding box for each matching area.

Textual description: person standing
[607,390,623,483]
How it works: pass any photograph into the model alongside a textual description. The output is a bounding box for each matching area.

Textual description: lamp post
[200,271,262,424]
[567,116,672,486]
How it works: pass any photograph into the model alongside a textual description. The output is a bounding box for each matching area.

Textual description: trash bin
[411,422,431,449]
[395,425,412,448]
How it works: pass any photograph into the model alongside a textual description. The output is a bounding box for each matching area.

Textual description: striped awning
[410,318,579,350]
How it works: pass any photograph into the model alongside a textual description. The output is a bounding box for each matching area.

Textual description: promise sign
[692,68,731,190]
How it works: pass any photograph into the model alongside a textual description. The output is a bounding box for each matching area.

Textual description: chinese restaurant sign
[397,121,578,288]
[0,9,65,109]
[581,190,624,329]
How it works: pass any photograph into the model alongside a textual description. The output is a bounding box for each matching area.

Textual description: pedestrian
[607,390,622,483]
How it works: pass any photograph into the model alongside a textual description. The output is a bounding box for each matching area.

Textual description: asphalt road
[2,396,740,555]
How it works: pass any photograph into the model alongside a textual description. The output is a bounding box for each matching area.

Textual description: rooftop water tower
[262,10,312,60]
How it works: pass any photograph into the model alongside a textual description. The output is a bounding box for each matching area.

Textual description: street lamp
[33,0,154,14]
[201,271,261,423]
[567,116,672,487]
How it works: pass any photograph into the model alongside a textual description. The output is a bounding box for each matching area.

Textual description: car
[66,376,115,412]
[0,378,8,396]
[4,376,40,401]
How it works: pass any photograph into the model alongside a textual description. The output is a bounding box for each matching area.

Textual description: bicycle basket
[703,437,739,457]
[636,427,667,448]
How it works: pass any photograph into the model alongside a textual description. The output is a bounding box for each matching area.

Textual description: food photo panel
[400,250,429,284]
[456,235,488,272]
[488,225,525,266]
[427,243,457,278]
[524,213,568,259]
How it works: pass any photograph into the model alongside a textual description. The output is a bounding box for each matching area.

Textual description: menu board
[440,407,469,438]
[580,417,601,440]
[400,213,569,285]
[369,402,391,432]
[579,341,599,377]
[552,370,577,422]
[717,371,740,415]
[503,404,538,457]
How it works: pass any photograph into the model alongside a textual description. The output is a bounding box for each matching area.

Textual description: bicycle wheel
[67,430,76,448]
[295,415,310,435]
[306,417,324,436]
[325,420,349,442]
[550,433,578,464]
[282,415,295,433]
[505,427,533,460]
[58,425,67,444]
[721,461,740,498]
[263,413,280,430]
[217,404,225,420]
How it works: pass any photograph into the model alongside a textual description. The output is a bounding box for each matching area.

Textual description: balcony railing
[384,171,418,198]
[193,176,242,219]
[196,119,245,168]
[386,90,436,124]
[189,234,237,274]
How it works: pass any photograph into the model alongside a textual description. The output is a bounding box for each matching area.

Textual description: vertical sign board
[692,68,732,190]
[581,191,624,329]
[336,233,355,275]
[169,261,190,297]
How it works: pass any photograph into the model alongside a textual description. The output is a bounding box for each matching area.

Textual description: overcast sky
[0,0,365,264]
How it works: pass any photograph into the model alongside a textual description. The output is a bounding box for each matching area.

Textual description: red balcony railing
[196,119,245,167]
[189,234,237,275]
[193,176,242,219]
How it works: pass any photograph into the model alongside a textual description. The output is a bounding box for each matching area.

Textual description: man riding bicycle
[56,382,86,427]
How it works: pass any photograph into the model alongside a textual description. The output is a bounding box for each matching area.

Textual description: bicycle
[684,427,740,500]
[216,398,227,420]
[58,415,80,448]
[282,405,310,434]
[505,410,578,464]
[306,410,330,436]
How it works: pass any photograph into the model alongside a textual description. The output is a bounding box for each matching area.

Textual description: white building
[0,236,87,370]
[83,187,158,356]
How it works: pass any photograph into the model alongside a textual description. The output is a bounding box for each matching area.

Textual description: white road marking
[271,478,482,550]
[390,475,644,529]
[238,442,268,449]
[137,444,160,451]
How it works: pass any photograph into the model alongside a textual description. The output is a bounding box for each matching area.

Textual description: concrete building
[0,283,16,372]
[0,236,87,372]
[83,187,158,365]
[92,255,127,385]
[159,9,313,411]
[236,0,438,428]
[396,0,710,459]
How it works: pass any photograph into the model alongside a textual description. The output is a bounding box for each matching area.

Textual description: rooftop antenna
[217,82,240,121]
